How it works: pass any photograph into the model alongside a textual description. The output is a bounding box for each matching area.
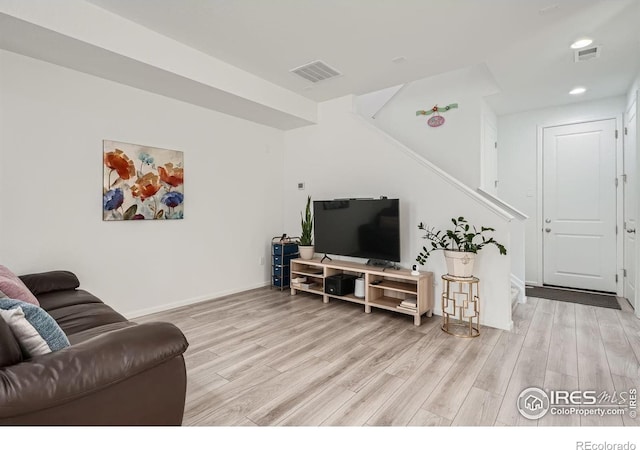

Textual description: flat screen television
[313,198,400,262]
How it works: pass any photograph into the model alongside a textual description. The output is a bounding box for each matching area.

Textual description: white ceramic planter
[443,250,476,277]
[299,245,315,260]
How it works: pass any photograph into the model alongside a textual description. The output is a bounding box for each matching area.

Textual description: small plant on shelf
[300,195,313,246]
[298,195,314,259]
[416,216,506,277]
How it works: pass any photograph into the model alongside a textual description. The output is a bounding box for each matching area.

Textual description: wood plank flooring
[136,287,640,426]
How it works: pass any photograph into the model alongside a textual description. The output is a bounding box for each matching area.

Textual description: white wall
[628,73,640,110]
[355,84,404,120]
[283,96,514,330]
[371,65,499,189]
[480,100,498,195]
[498,96,626,284]
[0,50,285,317]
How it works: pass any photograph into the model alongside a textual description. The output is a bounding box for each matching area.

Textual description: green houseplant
[416,216,506,277]
[298,195,314,260]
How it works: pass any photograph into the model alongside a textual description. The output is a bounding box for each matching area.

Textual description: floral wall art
[103,140,184,221]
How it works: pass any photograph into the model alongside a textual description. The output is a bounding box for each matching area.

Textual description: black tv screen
[313,199,400,262]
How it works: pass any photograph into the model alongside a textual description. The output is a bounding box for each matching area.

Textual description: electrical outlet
[297,182,305,190]
[259,256,265,266]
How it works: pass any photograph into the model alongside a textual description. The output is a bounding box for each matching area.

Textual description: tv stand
[290,258,433,326]
[320,254,333,263]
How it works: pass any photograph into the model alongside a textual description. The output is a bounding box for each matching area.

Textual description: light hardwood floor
[136,287,640,426]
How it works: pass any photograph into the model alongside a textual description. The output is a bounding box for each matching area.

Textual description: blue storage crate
[273,265,287,276]
[273,253,297,265]
[273,242,299,255]
[273,275,290,287]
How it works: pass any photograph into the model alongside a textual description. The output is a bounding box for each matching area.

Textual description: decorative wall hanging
[416,103,459,127]
[103,140,184,221]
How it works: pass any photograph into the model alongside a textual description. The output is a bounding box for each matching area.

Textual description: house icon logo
[525,395,543,410]
[517,387,550,420]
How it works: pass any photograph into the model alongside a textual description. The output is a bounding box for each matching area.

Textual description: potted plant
[298,195,314,260]
[416,216,506,277]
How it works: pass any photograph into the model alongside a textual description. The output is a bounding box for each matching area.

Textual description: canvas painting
[103,140,184,221]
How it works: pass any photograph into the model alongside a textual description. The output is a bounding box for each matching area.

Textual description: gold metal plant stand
[441,274,480,338]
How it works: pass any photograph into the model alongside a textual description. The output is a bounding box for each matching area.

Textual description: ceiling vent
[290,60,341,83]
[574,46,601,62]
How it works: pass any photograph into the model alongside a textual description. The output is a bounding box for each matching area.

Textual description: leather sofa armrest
[19,271,80,296]
[0,322,188,419]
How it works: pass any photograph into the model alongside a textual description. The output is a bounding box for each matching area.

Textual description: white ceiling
[81,0,639,114]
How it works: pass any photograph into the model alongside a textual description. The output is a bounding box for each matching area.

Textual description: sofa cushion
[46,301,127,336]
[19,271,80,296]
[37,289,103,313]
[0,300,70,357]
[67,321,137,345]
[0,265,39,306]
[0,315,23,367]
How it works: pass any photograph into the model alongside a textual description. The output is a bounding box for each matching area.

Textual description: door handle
[545,228,552,233]
[627,228,636,234]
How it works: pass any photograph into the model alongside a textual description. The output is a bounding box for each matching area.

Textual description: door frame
[535,115,624,296]
[624,97,637,309]
[634,89,640,317]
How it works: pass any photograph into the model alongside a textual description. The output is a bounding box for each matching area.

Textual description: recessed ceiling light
[570,38,593,49]
[569,87,587,95]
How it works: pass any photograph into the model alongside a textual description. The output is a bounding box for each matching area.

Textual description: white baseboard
[124,281,271,320]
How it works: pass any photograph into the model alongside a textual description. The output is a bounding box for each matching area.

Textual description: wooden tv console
[289,258,433,326]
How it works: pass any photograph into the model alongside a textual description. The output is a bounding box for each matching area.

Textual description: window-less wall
[498,96,626,285]
[283,96,514,331]
[365,65,500,190]
[0,50,285,317]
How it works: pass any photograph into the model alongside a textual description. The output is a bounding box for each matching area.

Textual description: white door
[543,119,617,292]
[482,120,498,195]
[624,101,637,304]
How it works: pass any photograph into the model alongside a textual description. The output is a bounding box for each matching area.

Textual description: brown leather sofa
[0,271,189,425]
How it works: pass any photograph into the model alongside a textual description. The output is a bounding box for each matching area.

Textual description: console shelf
[290,269,324,278]
[368,296,404,309]
[369,280,418,294]
[292,286,324,296]
[290,258,433,326]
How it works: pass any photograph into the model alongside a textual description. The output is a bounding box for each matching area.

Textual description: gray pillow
[0,299,70,357]
[0,313,23,366]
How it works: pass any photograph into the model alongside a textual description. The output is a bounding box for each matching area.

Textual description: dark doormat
[525,285,621,310]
